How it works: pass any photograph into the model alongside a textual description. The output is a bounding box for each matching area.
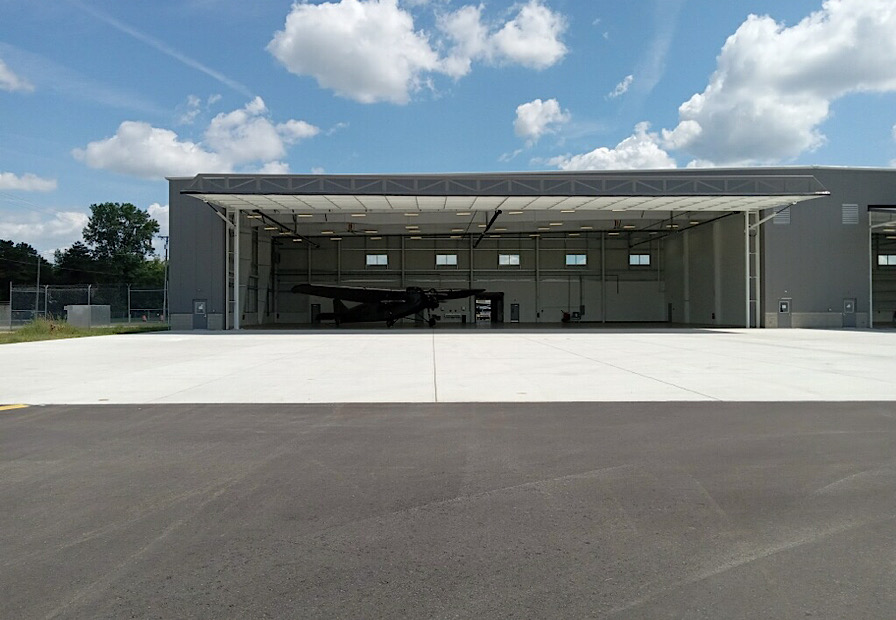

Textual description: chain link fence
[6,284,167,328]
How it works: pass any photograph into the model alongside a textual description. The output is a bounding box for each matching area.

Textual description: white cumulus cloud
[488,0,568,69]
[0,211,89,257]
[0,172,57,192]
[268,0,568,104]
[664,0,896,166]
[268,0,440,104]
[0,58,33,92]
[514,98,569,143]
[73,121,227,179]
[548,123,676,170]
[72,98,318,179]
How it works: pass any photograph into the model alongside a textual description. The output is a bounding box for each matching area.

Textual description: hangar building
[168,167,896,330]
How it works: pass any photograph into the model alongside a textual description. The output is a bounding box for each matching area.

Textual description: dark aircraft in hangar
[292,283,485,327]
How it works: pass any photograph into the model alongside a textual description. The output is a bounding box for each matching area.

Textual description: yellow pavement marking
[0,404,29,411]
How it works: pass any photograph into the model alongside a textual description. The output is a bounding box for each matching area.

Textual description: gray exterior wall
[169,179,227,329]
[762,168,895,328]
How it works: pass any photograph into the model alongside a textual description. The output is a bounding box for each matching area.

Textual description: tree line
[1,203,164,302]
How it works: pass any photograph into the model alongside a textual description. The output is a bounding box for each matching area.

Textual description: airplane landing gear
[427,314,441,327]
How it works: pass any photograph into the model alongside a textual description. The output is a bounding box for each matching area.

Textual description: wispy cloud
[0,58,34,92]
[67,0,253,98]
[635,0,686,94]
[0,43,164,115]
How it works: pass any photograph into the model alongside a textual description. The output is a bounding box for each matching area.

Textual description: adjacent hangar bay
[168,167,896,330]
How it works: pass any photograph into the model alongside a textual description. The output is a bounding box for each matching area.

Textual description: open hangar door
[871,208,896,327]
[178,171,827,329]
[263,210,780,328]
[264,213,730,327]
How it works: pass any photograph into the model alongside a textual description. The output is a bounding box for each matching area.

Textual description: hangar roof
[178,171,829,214]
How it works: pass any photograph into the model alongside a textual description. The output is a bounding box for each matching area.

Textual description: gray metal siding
[169,180,226,319]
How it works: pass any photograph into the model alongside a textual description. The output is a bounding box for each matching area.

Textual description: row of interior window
[364,253,652,267]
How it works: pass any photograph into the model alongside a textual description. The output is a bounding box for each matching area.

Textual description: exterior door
[778,298,792,328]
[842,298,856,328]
[192,299,208,329]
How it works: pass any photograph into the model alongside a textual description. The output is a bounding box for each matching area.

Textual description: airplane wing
[291,283,404,303]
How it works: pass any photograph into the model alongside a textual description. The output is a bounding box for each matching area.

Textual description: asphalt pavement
[3,402,895,619]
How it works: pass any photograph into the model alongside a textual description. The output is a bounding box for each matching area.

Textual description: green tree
[82,202,160,282]
[1,239,53,301]
[53,241,103,284]
[131,257,166,287]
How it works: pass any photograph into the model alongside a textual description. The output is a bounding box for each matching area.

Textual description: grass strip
[0,318,168,344]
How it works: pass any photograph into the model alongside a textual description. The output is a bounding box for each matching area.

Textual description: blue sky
[1,0,895,257]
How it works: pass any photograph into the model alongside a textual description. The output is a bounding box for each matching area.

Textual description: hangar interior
[168,168,896,330]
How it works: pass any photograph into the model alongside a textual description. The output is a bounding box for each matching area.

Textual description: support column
[224,209,231,330]
[713,221,722,325]
[534,235,540,323]
[744,210,750,328]
[234,209,241,330]
[600,232,606,323]
[869,223,874,329]
[754,211,762,328]
[683,231,690,324]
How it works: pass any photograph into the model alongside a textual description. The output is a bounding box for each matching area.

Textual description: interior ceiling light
[404,212,419,217]
[568,233,580,237]
[297,213,313,218]
[537,227,550,231]
[529,233,540,237]
[292,238,302,242]
[608,232,621,236]
[549,222,563,226]
[405,225,419,229]
[321,230,334,235]
[508,211,523,215]
[690,220,700,225]
[263,225,278,231]
[456,212,472,216]
[495,227,507,232]
[560,209,575,213]
[350,213,366,217]
[580,225,593,230]
[450,235,462,239]
[330,237,342,241]
[246,214,262,219]
[451,228,464,232]
[410,236,423,240]
[370,236,383,240]
[477,224,487,228]
[365,230,378,234]
[623,225,636,229]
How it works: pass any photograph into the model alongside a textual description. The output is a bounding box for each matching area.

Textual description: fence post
[87,284,92,306]
[44,285,49,318]
[128,284,132,324]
